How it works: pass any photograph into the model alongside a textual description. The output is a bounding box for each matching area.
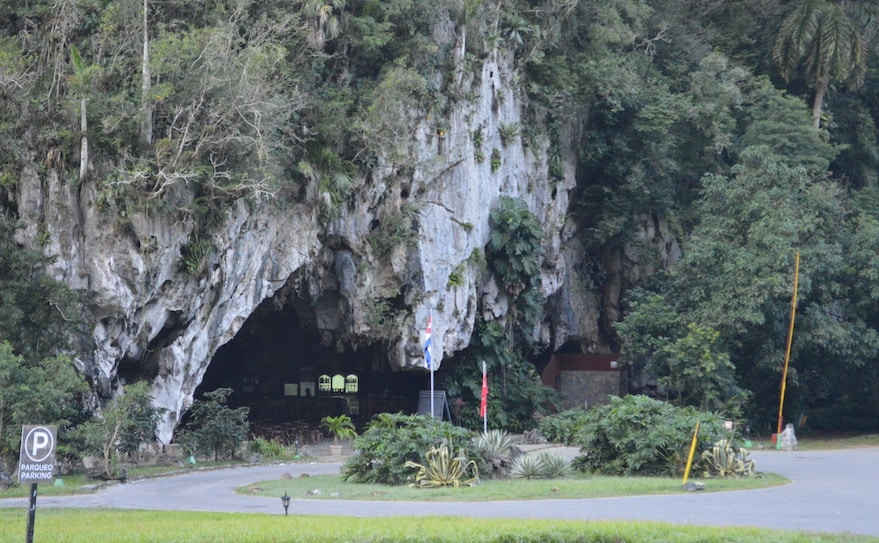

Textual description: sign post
[19,425,57,543]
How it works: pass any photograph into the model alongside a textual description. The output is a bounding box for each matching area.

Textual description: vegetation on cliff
[1,0,879,436]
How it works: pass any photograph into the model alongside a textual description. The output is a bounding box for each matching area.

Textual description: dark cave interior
[196,297,428,430]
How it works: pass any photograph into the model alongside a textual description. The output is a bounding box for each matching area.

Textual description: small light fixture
[281,492,291,516]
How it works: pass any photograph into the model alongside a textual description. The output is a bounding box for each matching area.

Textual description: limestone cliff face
[11,45,669,442]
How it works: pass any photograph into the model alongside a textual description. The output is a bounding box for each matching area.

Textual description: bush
[474,430,516,479]
[176,388,250,461]
[538,408,591,445]
[571,395,724,476]
[75,382,162,478]
[343,413,479,485]
[509,451,571,480]
[320,414,357,445]
[405,443,479,488]
[248,437,286,460]
[698,439,756,478]
[509,454,543,480]
[534,450,571,478]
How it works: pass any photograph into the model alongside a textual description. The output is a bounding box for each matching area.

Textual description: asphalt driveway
[2,447,877,537]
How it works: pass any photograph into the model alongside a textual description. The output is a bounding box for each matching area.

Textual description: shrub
[474,430,516,479]
[533,450,571,478]
[176,388,250,461]
[75,381,162,479]
[509,454,544,480]
[698,439,756,478]
[509,451,570,480]
[342,413,480,485]
[571,395,724,476]
[538,408,591,445]
[405,443,479,488]
[498,122,520,146]
[248,437,286,459]
[320,414,357,445]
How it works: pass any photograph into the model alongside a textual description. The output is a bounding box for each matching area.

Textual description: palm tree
[303,0,346,51]
[772,0,879,129]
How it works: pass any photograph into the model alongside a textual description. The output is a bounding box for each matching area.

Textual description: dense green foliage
[617,146,879,429]
[319,414,356,445]
[561,395,725,477]
[537,408,592,446]
[0,222,84,364]
[445,197,558,433]
[176,388,249,461]
[343,412,480,485]
[74,381,162,478]
[3,0,879,434]
[0,341,88,468]
[443,318,559,433]
[0,220,91,468]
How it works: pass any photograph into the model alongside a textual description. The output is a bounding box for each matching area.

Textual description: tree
[319,414,356,445]
[0,342,88,472]
[739,76,839,172]
[76,382,162,479]
[0,221,84,363]
[68,45,102,183]
[615,293,748,415]
[443,319,559,433]
[303,0,346,51]
[772,0,879,129]
[176,388,249,461]
[140,0,152,146]
[617,146,879,426]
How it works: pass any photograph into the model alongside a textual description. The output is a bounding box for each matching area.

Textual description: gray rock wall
[10,46,672,443]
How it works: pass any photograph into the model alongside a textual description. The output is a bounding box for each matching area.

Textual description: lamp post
[281,492,290,516]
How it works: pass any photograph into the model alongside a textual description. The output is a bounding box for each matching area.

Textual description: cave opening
[196,295,426,433]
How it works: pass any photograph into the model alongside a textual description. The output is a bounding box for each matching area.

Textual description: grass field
[239,471,789,501]
[1,435,876,542]
[1,509,876,543]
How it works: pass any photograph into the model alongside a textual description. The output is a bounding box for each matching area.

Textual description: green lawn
[239,471,789,502]
[0,437,876,543]
[1,509,875,543]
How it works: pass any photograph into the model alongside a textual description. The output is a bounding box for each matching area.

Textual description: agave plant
[509,453,544,480]
[405,443,479,488]
[510,450,572,480]
[474,430,515,478]
[700,439,756,478]
[534,450,571,479]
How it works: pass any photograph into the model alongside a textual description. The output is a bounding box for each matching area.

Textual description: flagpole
[482,361,488,433]
[424,313,434,420]
[777,252,800,435]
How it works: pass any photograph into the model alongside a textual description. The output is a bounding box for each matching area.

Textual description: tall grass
[0,509,874,543]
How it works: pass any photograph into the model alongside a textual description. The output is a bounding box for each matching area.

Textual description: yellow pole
[681,421,700,486]
[777,252,800,436]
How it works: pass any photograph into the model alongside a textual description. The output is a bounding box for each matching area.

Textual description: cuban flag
[423,315,433,370]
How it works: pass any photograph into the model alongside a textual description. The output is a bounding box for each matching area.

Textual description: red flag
[480,369,488,418]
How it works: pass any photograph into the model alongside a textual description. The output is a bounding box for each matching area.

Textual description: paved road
[2,448,878,537]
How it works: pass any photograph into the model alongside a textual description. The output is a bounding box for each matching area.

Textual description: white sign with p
[18,425,57,484]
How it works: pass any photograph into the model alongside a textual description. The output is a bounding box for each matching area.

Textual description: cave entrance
[197,296,426,434]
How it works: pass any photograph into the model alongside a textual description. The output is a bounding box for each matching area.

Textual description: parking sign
[18,426,57,484]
